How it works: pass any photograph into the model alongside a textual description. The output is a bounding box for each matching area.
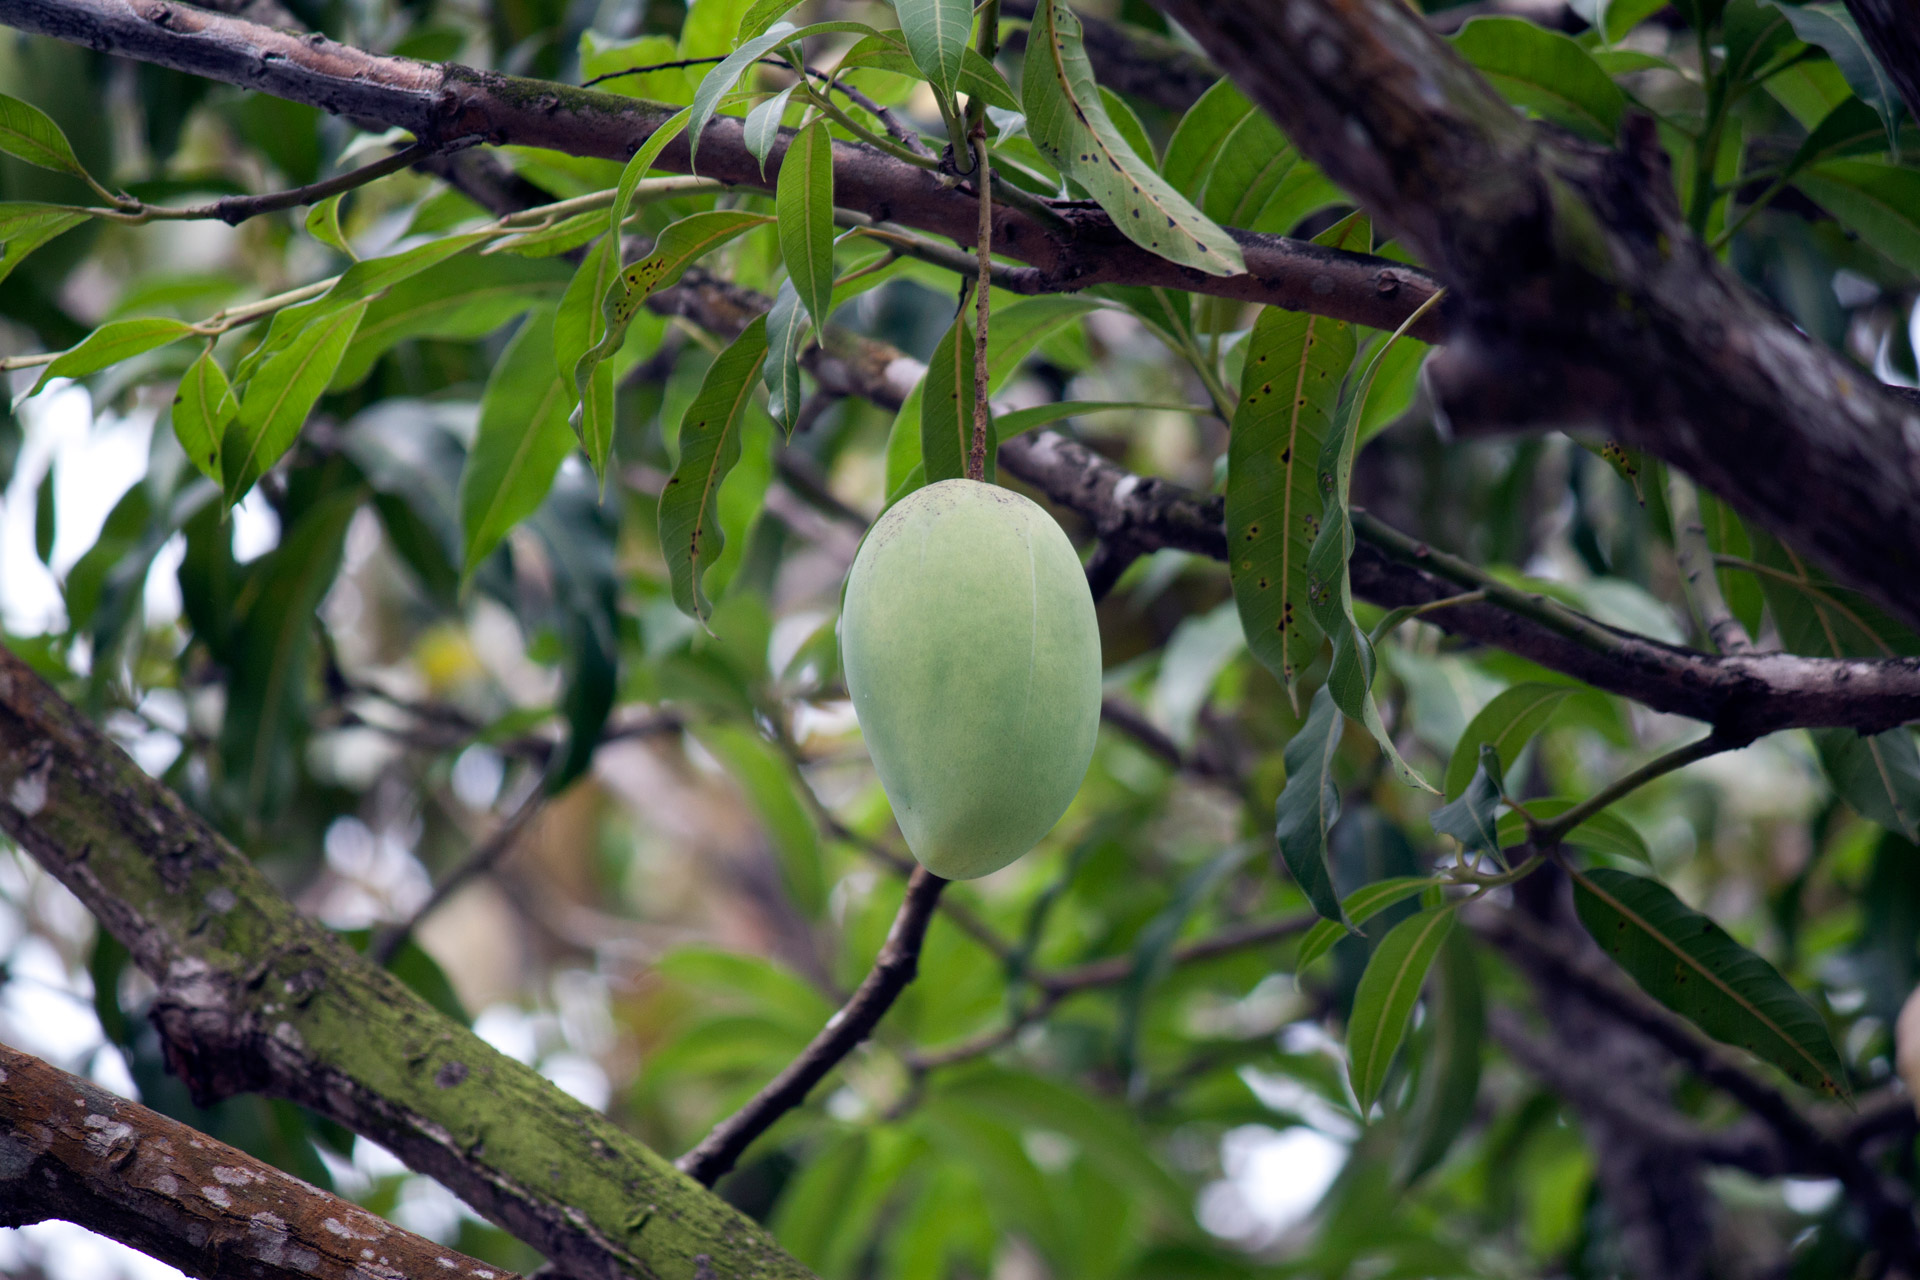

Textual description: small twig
[966,131,994,483]
[677,866,948,1186]
[368,779,547,965]
[1532,732,1732,845]
[91,140,441,226]
[1667,471,1754,655]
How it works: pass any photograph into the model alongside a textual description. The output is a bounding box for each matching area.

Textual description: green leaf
[223,301,368,504]
[0,92,92,180]
[33,467,54,566]
[607,106,692,241]
[1021,1,1244,275]
[1494,799,1651,864]
[919,313,992,484]
[994,399,1211,438]
[697,721,826,914]
[776,119,836,330]
[1200,110,1295,229]
[1571,866,1850,1100]
[1295,875,1442,974]
[1813,727,1920,841]
[172,346,236,485]
[28,317,195,397]
[305,192,353,258]
[1765,1,1905,145]
[1792,159,1920,273]
[738,0,802,40]
[690,23,801,174]
[1099,87,1155,168]
[1444,682,1573,799]
[660,315,770,623]
[1451,17,1625,142]
[1347,906,1456,1111]
[0,203,89,287]
[837,35,1019,110]
[897,0,974,103]
[1162,79,1258,202]
[1274,686,1348,927]
[458,308,576,577]
[331,253,569,389]
[744,84,797,178]
[1399,932,1483,1185]
[1431,745,1505,857]
[981,295,1098,390]
[762,279,808,436]
[1226,300,1355,699]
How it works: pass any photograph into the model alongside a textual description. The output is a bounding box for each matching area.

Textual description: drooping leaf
[897,0,974,103]
[305,192,353,258]
[222,300,368,504]
[1451,18,1626,141]
[920,312,992,484]
[690,23,801,173]
[0,203,89,287]
[1764,1,1905,144]
[744,84,797,178]
[458,308,576,577]
[1347,905,1457,1111]
[1572,867,1851,1099]
[172,346,236,485]
[1399,931,1484,1185]
[1226,298,1355,701]
[1494,799,1651,864]
[1793,160,1920,273]
[1295,875,1442,974]
[28,318,196,397]
[776,119,837,330]
[762,278,809,436]
[1274,686,1349,927]
[555,235,620,468]
[1814,727,1920,841]
[33,468,54,566]
[0,92,93,180]
[1021,0,1244,275]
[607,106,692,240]
[660,315,770,623]
[1431,745,1506,857]
[1444,682,1574,799]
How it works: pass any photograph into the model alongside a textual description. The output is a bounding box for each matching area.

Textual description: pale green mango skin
[841,479,1102,879]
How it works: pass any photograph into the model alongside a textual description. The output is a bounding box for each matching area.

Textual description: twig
[677,866,948,1185]
[0,1042,527,1280]
[368,778,547,965]
[76,140,441,227]
[1532,732,1733,844]
[967,131,994,483]
[1667,471,1754,655]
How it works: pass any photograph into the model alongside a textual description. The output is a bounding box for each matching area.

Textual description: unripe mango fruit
[840,480,1102,879]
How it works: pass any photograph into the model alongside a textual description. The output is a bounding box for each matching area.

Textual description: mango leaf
[1304,274,1438,793]
[34,469,54,565]
[0,92,92,180]
[995,399,1210,438]
[697,721,826,914]
[1274,686,1349,927]
[222,300,368,504]
[1295,875,1441,974]
[744,85,797,178]
[690,23,801,173]
[1021,0,1243,275]
[1226,297,1355,701]
[837,34,1018,110]
[1201,111,1296,230]
[1765,1,1905,145]
[920,312,992,484]
[331,253,569,389]
[172,346,236,485]
[1452,17,1625,142]
[981,295,1097,390]
[554,236,620,468]
[1814,727,1920,840]
[738,0,801,40]
[1444,682,1573,799]
[1792,159,1920,273]
[607,106,691,239]
[762,278,809,435]
[897,0,973,103]
[28,317,195,397]
[1572,867,1850,1100]
[776,119,836,329]
[661,315,770,624]
[1431,744,1506,857]
[1495,799,1650,864]
[1162,79,1259,202]
[1348,905,1457,1111]
[458,308,575,577]
[0,203,89,287]
[305,193,353,258]
[1398,932,1483,1185]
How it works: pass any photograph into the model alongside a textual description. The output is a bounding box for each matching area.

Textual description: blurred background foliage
[2,0,1919,1276]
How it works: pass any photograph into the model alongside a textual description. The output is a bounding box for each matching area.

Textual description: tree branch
[0,1042,525,1280]
[1156,0,1920,635]
[0,646,812,1280]
[676,866,947,1188]
[0,0,1443,339]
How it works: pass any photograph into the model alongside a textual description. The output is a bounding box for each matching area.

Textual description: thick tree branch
[0,648,812,1280]
[677,867,947,1188]
[1157,0,1920,634]
[0,1043,524,1280]
[0,0,1442,340]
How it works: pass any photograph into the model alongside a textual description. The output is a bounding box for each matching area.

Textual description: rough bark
[1156,0,1920,635]
[0,1043,525,1280]
[0,648,814,1280]
[0,0,1441,339]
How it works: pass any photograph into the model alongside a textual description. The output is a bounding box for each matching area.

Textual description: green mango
[840,479,1103,879]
